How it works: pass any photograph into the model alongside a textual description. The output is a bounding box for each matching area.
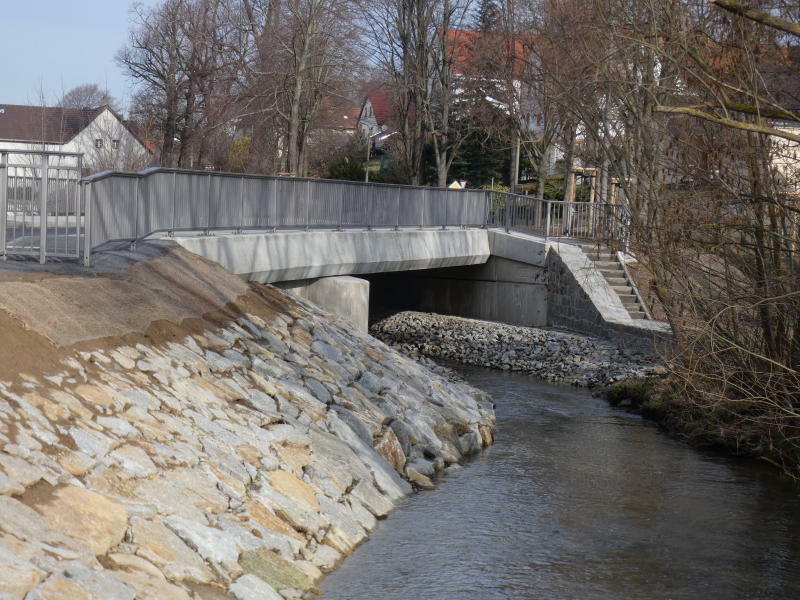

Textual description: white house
[0,104,152,173]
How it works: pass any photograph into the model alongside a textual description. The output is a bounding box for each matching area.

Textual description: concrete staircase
[576,242,648,320]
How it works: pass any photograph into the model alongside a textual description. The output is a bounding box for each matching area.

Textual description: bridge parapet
[81,167,489,265]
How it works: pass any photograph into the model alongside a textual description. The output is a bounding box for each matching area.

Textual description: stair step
[620,297,639,306]
[599,267,624,276]
[606,277,628,286]
[594,260,620,268]
[629,311,647,319]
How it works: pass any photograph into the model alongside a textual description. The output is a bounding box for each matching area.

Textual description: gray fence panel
[173,172,209,230]
[425,188,448,227]
[241,178,273,228]
[369,185,393,228]
[307,179,339,227]
[398,187,423,227]
[138,171,174,236]
[275,178,305,227]
[91,177,137,247]
[340,182,370,227]
[209,175,242,229]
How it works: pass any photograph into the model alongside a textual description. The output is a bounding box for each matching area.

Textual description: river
[321,366,800,599]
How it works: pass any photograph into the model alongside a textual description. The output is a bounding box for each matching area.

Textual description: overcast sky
[0,1,158,114]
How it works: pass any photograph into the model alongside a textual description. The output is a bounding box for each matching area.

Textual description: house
[357,89,396,143]
[0,103,152,173]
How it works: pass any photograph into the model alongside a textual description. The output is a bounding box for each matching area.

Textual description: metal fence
[0,150,83,263]
[486,191,632,251]
[0,153,634,266]
[81,167,490,265]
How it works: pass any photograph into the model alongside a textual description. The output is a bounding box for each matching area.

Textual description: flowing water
[321,366,800,599]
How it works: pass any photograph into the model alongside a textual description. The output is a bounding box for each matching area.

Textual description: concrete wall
[277,276,370,332]
[173,227,671,354]
[175,229,491,283]
[546,244,672,356]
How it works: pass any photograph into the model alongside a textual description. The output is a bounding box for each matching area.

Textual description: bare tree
[58,84,120,111]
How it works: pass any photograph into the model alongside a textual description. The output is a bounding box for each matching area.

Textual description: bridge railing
[80,167,633,266]
[81,167,490,265]
[487,191,632,251]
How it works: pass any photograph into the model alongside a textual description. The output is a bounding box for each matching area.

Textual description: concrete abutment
[173,228,670,354]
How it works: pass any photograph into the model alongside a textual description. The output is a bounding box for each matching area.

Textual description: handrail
[486,190,633,248]
[80,166,481,194]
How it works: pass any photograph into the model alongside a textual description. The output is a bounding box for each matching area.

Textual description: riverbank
[0,244,494,599]
[371,311,659,387]
[605,375,800,474]
[322,366,800,600]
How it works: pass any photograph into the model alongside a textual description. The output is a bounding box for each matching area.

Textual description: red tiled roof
[444,29,529,79]
[0,104,104,144]
[366,89,395,126]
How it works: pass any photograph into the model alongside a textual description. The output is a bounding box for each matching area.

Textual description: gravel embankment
[371,311,660,387]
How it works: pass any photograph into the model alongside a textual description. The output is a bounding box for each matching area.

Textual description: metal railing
[81,167,490,265]
[0,150,83,264]
[0,154,633,265]
[486,191,632,251]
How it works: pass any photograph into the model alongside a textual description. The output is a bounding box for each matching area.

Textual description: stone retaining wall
[546,245,672,357]
[0,249,494,600]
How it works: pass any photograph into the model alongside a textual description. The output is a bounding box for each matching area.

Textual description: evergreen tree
[472,0,500,32]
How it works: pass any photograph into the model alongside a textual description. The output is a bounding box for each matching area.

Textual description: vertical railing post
[482,190,489,229]
[545,200,552,242]
[419,188,425,229]
[75,155,83,258]
[237,176,245,234]
[337,185,344,231]
[367,186,373,231]
[442,192,447,230]
[39,154,49,264]
[504,193,510,232]
[395,191,400,231]
[305,179,311,231]
[169,171,176,236]
[82,181,92,266]
[204,171,212,235]
[272,178,278,232]
[0,152,7,260]
[132,174,140,251]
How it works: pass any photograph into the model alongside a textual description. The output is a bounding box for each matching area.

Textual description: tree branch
[710,1,800,38]
[654,104,800,143]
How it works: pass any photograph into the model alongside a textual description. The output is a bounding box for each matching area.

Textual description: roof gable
[0,104,104,144]
[363,90,394,126]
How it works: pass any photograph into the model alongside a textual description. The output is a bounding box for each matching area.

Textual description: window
[95,138,104,149]
[112,139,120,150]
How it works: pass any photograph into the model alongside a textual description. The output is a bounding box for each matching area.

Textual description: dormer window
[112,140,120,150]
[95,139,104,149]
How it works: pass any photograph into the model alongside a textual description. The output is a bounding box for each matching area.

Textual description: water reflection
[322,368,800,600]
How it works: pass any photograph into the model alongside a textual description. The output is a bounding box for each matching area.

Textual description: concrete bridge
[170,226,668,354]
[4,160,667,353]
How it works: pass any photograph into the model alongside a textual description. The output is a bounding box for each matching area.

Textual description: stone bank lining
[0,287,494,600]
[371,311,659,387]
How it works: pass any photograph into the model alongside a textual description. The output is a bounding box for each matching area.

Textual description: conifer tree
[473,0,500,31]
